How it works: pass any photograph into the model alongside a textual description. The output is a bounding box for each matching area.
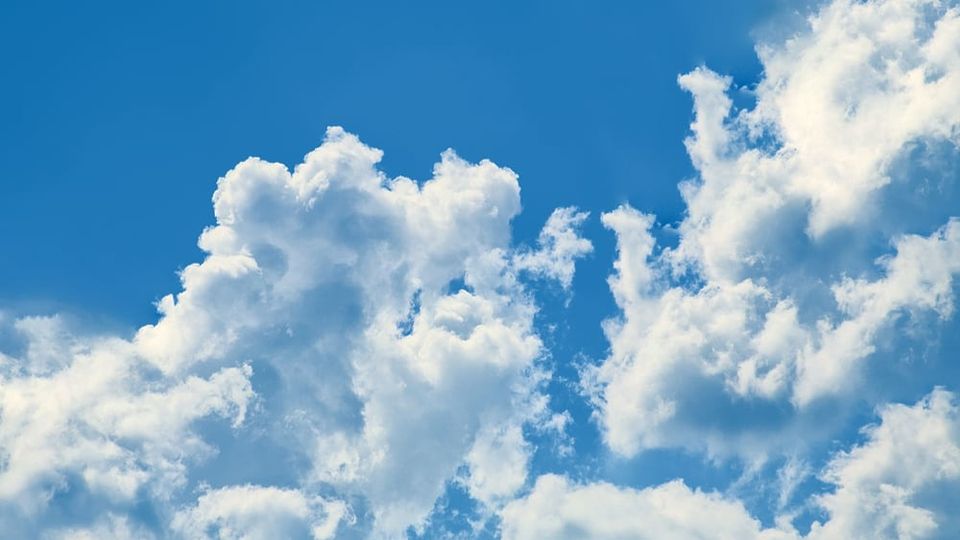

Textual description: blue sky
[2,1,960,539]
[0,0,780,324]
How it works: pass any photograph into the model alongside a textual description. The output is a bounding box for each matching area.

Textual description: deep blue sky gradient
[1,1,786,331]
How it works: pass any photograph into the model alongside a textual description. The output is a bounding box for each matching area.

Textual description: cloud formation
[808,388,960,540]
[2,0,960,538]
[0,129,591,537]
[171,485,348,540]
[503,389,960,540]
[588,0,960,461]
[500,474,794,540]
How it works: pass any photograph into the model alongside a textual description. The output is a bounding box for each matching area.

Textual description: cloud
[502,388,960,540]
[588,0,960,459]
[42,514,155,540]
[0,318,254,526]
[794,219,960,405]
[0,128,590,538]
[171,485,349,540]
[808,388,960,540]
[463,423,531,507]
[513,207,593,290]
[499,474,797,540]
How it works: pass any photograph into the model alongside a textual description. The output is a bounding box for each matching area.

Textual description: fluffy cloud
[592,211,960,456]
[0,128,590,537]
[42,514,155,540]
[500,474,796,540]
[588,0,960,459]
[503,388,960,540]
[171,485,348,540]
[0,317,254,530]
[794,219,960,405]
[513,207,593,290]
[463,423,531,507]
[808,388,960,540]
[675,0,960,281]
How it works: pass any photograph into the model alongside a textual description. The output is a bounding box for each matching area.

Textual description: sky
[1,0,959,539]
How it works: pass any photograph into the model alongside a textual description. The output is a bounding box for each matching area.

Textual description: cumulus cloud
[808,388,960,540]
[503,388,960,540]
[0,318,254,529]
[42,514,155,540]
[794,219,960,405]
[463,423,531,507]
[171,485,348,540]
[499,474,796,540]
[513,207,593,290]
[0,128,590,538]
[588,0,960,459]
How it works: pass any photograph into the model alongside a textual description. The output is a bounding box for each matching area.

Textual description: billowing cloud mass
[504,388,960,540]
[0,128,591,537]
[3,0,960,538]
[571,0,960,537]
[588,0,960,459]
[500,474,796,540]
[171,485,348,540]
[808,388,960,540]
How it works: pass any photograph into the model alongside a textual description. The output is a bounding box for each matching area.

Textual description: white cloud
[42,514,156,540]
[0,319,254,519]
[171,485,348,540]
[808,388,960,540]
[751,0,960,238]
[503,389,960,540]
[0,127,591,538]
[499,473,797,540]
[513,207,593,290]
[674,0,960,279]
[794,219,960,405]
[589,0,960,459]
[463,423,531,507]
[667,0,960,288]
